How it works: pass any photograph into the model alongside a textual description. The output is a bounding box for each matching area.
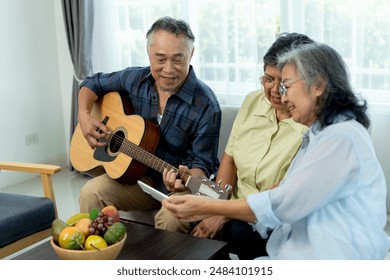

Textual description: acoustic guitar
[70,91,231,199]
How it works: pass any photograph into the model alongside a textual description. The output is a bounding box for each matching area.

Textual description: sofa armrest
[0,161,61,174]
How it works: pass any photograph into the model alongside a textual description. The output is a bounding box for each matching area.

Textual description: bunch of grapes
[88,212,114,236]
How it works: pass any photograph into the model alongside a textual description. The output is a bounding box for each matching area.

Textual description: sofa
[0,162,61,258]
[217,105,240,159]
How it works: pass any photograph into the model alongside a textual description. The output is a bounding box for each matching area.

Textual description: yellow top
[225,89,307,199]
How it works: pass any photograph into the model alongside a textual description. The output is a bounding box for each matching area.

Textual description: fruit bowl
[50,233,127,260]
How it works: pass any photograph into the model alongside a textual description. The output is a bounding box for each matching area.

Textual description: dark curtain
[61,0,94,169]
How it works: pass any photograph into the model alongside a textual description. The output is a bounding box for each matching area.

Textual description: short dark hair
[263,32,314,71]
[278,43,370,129]
[146,16,195,50]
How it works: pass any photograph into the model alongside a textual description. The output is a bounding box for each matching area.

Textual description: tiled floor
[1,167,390,259]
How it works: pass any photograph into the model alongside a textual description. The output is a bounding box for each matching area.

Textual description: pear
[52,219,68,245]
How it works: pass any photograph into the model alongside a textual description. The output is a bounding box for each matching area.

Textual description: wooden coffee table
[12,221,227,260]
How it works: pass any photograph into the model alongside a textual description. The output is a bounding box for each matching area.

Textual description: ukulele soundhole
[107,127,127,156]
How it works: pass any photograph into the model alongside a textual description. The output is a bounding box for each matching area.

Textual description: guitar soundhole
[107,128,126,155]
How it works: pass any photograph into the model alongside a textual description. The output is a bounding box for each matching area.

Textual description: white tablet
[137,180,169,202]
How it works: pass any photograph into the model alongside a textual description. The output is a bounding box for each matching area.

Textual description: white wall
[0,0,389,213]
[0,0,72,186]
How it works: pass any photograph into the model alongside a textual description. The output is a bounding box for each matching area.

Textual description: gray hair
[277,43,370,129]
[146,16,195,52]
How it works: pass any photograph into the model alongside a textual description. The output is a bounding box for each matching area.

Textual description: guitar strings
[107,133,211,186]
[106,131,229,196]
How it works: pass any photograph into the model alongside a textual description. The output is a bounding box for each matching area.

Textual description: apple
[101,205,120,223]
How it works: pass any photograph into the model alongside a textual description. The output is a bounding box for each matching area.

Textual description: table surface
[12,221,227,260]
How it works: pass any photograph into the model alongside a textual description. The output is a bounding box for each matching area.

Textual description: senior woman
[162,42,390,259]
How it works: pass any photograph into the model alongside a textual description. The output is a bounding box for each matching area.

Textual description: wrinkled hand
[78,113,111,148]
[162,165,190,193]
[191,216,228,239]
[162,194,212,222]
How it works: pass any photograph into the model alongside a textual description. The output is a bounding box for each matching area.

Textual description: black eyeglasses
[279,78,302,96]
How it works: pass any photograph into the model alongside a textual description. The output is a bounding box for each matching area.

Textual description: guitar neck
[117,136,191,183]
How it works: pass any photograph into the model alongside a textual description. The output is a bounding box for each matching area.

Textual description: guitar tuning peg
[225,184,232,192]
[217,180,222,186]
[209,174,215,181]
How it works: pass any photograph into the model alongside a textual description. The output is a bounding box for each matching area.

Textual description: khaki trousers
[154,189,194,234]
[79,173,193,232]
[79,173,161,213]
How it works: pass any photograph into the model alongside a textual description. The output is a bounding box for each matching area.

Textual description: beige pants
[154,189,195,234]
[79,173,161,212]
[79,173,193,232]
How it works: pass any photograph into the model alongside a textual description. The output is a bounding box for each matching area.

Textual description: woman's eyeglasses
[279,78,302,96]
[260,74,279,89]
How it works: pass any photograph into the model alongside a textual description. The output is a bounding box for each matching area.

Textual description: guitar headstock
[185,176,232,200]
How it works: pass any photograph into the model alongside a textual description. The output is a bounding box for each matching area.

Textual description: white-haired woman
[163,43,389,259]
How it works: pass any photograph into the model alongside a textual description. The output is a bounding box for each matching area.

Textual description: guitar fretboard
[111,134,191,183]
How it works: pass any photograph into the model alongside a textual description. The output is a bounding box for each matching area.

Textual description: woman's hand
[191,216,229,239]
[162,194,212,222]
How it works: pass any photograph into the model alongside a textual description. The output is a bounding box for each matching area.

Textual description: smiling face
[280,64,322,126]
[262,65,288,112]
[148,30,194,94]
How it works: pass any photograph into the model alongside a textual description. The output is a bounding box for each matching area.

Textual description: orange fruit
[85,235,108,250]
[75,218,92,237]
[58,226,85,250]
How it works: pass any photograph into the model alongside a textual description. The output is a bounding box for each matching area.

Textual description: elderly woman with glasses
[157,33,313,260]
[162,42,389,259]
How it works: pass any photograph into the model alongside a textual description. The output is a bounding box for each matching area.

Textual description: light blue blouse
[247,118,389,259]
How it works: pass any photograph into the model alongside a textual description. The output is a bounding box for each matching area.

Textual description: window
[281,0,390,107]
[93,0,390,107]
